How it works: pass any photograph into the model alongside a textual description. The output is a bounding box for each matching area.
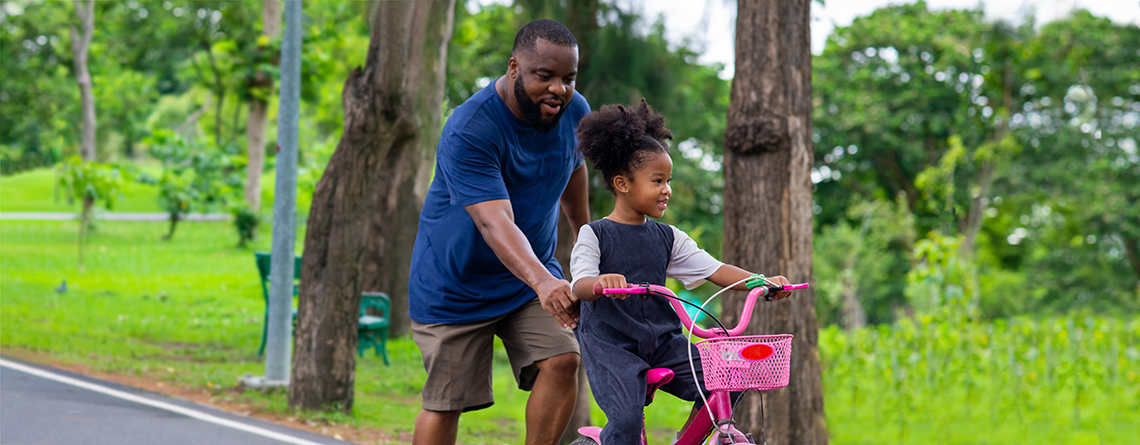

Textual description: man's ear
[612,175,630,194]
[507,57,518,80]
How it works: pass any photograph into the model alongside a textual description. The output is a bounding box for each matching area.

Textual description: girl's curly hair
[577,98,673,193]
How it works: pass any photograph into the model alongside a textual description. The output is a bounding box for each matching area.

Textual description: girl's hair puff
[576,98,673,193]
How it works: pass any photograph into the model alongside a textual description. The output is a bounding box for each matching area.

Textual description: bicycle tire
[569,436,599,445]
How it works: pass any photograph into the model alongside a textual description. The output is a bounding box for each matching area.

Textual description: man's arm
[466,199,579,328]
[560,164,590,244]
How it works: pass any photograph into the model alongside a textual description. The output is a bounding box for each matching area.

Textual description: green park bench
[254,252,390,365]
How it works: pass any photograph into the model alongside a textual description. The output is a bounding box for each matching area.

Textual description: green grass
[820,318,1140,445]
[2,219,1136,444]
[0,166,285,215]
[1,166,164,212]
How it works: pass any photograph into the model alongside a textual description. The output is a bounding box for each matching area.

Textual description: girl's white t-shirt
[569,222,723,290]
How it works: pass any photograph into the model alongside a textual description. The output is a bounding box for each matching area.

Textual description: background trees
[1,0,1136,436]
[289,0,457,411]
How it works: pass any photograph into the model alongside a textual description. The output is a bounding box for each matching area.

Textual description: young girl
[569,99,792,444]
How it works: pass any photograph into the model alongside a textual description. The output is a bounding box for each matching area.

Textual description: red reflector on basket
[739,344,774,361]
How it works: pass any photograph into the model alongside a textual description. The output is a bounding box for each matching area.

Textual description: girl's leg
[579,331,649,445]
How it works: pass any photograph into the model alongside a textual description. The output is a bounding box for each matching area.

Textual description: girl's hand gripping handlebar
[592,280,809,339]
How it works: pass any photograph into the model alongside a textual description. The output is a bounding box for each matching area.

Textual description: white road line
[0,359,333,445]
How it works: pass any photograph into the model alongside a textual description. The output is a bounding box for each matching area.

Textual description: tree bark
[70,0,96,162]
[245,0,283,211]
[720,1,826,444]
[290,0,456,412]
[362,122,437,339]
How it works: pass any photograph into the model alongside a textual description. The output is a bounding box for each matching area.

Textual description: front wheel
[569,437,599,445]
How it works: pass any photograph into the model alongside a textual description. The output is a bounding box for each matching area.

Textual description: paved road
[0,212,228,221]
[0,357,352,445]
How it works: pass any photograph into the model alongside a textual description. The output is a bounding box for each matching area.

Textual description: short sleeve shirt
[408,80,590,324]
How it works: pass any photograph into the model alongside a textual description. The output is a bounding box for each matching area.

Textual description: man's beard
[514,76,568,133]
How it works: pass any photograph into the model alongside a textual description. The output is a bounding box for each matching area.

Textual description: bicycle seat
[644,368,674,405]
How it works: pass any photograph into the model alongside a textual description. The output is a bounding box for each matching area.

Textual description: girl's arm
[706,264,754,290]
[707,264,793,300]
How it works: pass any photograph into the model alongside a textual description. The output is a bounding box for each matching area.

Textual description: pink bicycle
[571,277,809,445]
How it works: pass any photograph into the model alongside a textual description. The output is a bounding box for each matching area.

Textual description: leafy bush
[57,155,133,269]
[144,129,242,240]
[231,203,260,248]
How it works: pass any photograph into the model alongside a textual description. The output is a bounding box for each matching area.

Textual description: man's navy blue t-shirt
[409,80,590,324]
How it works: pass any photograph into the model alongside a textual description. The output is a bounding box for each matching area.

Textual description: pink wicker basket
[695,334,793,391]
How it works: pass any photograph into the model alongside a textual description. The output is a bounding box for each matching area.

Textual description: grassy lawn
[1,166,164,213]
[0,166,286,215]
[2,218,1135,444]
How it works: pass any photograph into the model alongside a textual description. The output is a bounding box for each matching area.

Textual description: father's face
[509,38,578,133]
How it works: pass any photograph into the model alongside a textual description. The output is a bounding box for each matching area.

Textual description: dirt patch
[1,347,401,445]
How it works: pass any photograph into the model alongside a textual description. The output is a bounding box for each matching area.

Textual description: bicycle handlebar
[591,282,809,339]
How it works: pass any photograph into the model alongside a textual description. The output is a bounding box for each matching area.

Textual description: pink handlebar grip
[594,284,649,295]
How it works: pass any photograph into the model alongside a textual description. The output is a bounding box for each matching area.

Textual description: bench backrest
[361,292,391,324]
[254,252,303,301]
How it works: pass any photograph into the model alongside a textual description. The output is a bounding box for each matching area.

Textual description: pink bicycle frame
[584,281,808,444]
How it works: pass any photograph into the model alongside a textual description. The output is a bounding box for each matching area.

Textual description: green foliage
[812,2,1140,318]
[56,155,131,213]
[820,316,1140,444]
[906,232,978,322]
[231,203,260,248]
[1,1,82,167]
[813,195,914,325]
[144,129,242,239]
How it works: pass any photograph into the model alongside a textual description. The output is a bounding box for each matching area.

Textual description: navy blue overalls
[575,219,709,445]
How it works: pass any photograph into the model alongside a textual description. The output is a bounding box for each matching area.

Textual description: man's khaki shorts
[411,297,579,412]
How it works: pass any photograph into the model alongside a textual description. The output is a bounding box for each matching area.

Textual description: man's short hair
[512,19,577,56]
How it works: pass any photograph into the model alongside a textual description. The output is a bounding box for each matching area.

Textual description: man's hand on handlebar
[536,278,579,329]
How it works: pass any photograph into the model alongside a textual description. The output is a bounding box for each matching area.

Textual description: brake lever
[764,285,784,302]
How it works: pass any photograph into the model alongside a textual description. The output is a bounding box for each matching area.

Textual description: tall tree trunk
[362,127,437,338]
[70,0,96,161]
[720,1,826,444]
[290,0,457,412]
[245,0,283,211]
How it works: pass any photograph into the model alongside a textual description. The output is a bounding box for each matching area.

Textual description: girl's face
[614,151,673,220]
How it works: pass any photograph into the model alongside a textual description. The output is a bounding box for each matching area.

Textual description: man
[408,20,590,445]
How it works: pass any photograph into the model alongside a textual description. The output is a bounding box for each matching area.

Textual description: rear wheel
[569,437,599,445]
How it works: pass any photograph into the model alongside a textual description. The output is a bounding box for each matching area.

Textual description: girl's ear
[612,174,630,194]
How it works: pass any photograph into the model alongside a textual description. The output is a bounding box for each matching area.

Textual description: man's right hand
[536,278,578,329]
